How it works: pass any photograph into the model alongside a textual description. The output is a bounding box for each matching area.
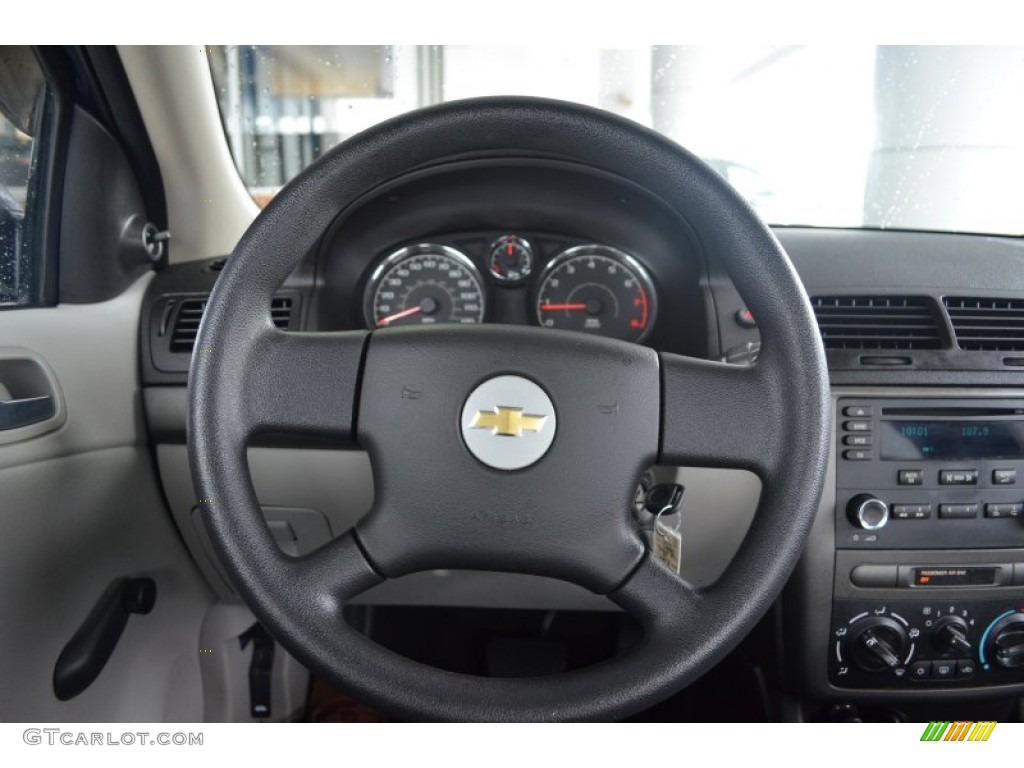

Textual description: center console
[791,391,1024,704]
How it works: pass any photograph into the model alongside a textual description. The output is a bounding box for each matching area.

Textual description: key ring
[654,501,682,534]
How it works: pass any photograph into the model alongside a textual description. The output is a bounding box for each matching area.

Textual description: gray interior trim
[0,347,66,444]
[0,446,213,722]
[117,46,258,263]
[156,444,373,600]
[198,602,308,722]
[154,435,759,608]
[0,272,216,722]
[0,274,153,470]
[778,228,1024,295]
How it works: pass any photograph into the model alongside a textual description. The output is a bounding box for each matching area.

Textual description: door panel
[0,278,152,468]
[0,274,214,721]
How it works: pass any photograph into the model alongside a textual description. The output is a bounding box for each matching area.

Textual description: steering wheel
[188,97,830,721]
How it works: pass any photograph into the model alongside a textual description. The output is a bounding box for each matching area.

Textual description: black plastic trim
[14,46,74,308]
[58,106,155,303]
[316,156,711,358]
[52,577,156,701]
[140,254,316,385]
[78,46,168,264]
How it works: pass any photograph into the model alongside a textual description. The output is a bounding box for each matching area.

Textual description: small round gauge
[364,244,486,328]
[535,245,657,342]
[488,235,534,283]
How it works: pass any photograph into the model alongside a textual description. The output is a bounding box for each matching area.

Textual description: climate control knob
[931,616,973,655]
[847,494,889,531]
[986,612,1024,670]
[847,617,909,672]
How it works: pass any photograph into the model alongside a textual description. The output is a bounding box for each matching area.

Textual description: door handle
[0,394,55,430]
[0,349,63,440]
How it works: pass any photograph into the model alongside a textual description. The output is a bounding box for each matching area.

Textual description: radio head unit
[836,398,1024,550]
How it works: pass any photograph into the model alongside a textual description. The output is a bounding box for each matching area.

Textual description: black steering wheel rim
[188,96,830,721]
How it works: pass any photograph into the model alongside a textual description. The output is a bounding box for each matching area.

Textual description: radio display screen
[880,420,1024,460]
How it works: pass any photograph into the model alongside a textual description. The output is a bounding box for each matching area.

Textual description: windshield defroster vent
[169,296,294,354]
[810,296,943,351]
[944,297,1024,351]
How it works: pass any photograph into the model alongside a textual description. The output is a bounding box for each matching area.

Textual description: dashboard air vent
[270,297,294,329]
[810,296,943,350]
[169,296,294,354]
[944,297,1024,351]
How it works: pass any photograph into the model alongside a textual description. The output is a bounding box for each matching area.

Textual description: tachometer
[535,245,657,342]
[365,244,486,328]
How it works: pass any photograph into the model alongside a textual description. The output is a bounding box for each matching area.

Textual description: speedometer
[535,245,657,342]
[364,244,486,329]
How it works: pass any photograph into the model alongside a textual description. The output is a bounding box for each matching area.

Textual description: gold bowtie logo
[470,406,547,437]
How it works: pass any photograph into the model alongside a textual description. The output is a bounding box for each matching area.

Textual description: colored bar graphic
[921,721,996,742]
[976,722,997,741]
[944,721,970,741]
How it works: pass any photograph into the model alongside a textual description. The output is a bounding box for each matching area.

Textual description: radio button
[940,469,978,485]
[893,503,932,519]
[985,503,1023,518]
[898,469,924,485]
[844,420,871,432]
[939,503,980,519]
[843,434,872,447]
[993,469,1017,485]
[843,405,873,418]
[843,449,871,461]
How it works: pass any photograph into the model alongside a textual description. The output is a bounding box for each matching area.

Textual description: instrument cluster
[362,233,658,344]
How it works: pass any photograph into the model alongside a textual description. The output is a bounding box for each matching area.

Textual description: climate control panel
[830,599,1024,689]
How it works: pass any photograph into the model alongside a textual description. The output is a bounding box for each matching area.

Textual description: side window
[0,47,47,307]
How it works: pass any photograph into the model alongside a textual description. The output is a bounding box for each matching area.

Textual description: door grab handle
[0,394,55,430]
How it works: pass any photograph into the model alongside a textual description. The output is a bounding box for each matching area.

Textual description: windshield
[207,45,1024,236]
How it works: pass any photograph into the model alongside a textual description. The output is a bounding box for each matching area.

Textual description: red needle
[377,305,423,326]
[540,303,588,311]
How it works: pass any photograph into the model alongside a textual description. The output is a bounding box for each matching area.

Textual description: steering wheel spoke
[284,531,382,608]
[612,553,704,631]
[239,329,368,441]
[658,351,783,477]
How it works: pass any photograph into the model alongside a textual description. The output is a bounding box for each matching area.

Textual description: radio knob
[848,494,889,530]
[931,616,973,655]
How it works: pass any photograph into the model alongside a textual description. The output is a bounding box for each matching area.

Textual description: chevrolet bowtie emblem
[470,406,547,437]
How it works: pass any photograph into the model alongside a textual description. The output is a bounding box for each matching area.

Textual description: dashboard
[137,156,1024,720]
